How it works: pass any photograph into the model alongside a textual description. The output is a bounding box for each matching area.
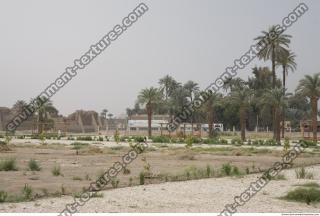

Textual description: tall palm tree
[183,81,199,134]
[296,73,320,141]
[229,85,253,141]
[33,99,57,133]
[138,87,162,137]
[255,26,291,88]
[11,100,28,115]
[260,88,289,143]
[202,92,222,137]
[277,50,297,138]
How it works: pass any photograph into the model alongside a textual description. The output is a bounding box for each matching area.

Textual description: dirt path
[1,165,319,213]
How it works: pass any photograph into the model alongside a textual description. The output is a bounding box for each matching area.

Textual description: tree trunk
[147,103,152,137]
[311,97,318,142]
[240,107,246,141]
[275,108,281,143]
[208,111,213,138]
[271,46,276,139]
[281,65,286,138]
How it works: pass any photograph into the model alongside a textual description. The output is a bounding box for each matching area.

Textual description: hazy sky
[1,0,319,116]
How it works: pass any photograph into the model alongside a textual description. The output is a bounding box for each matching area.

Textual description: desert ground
[0,138,320,213]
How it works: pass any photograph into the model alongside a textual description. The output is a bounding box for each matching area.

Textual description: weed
[123,167,131,175]
[0,158,18,171]
[111,178,120,188]
[22,184,33,200]
[283,187,320,204]
[139,172,145,185]
[28,159,41,171]
[0,191,7,202]
[221,163,232,176]
[72,176,83,181]
[294,182,320,188]
[128,177,133,186]
[52,165,62,176]
[295,167,314,179]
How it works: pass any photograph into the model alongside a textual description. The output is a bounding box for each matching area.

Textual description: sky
[0,0,319,117]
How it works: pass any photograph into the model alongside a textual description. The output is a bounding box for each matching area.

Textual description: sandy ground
[1,165,319,213]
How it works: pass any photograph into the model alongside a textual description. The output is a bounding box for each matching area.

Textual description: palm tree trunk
[208,111,213,138]
[311,97,318,142]
[281,65,286,138]
[272,46,276,139]
[275,108,281,143]
[147,103,152,137]
[240,107,246,141]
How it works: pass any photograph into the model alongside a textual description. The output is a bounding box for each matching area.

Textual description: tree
[183,81,199,134]
[296,73,320,141]
[202,92,222,137]
[260,88,289,143]
[229,84,253,141]
[11,100,28,116]
[277,50,297,137]
[255,26,291,88]
[33,99,58,134]
[138,87,162,137]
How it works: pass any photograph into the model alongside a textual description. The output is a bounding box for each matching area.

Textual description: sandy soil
[1,165,319,213]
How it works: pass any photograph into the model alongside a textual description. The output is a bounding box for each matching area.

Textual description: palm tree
[101,109,108,130]
[229,85,253,141]
[255,25,291,88]
[138,87,162,137]
[33,99,57,133]
[277,50,297,138]
[260,88,289,143]
[296,74,320,141]
[183,81,199,134]
[11,100,28,115]
[202,92,222,137]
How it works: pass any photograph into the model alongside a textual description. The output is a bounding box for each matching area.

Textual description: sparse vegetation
[123,167,131,175]
[22,184,33,200]
[0,191,8,203]
[72,176,83,181]
[283,187,320,204]
[139,172,145,185]
[52,165,62,176]
[111,178,120,188]
[295,167,314,179]
[0,158,18,171]
[221,163,232,176]
[28,159,41,171]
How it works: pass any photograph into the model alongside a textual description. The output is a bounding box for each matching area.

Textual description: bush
[98,137,103,142]
[264,139,278,146]
[0,158,18,171]
[114,130,120,143]
[77,136,93,141]
[22,184,33,200]
[28,159,41,171]
[231,138,243,146]
[203,138,219,144]
[139,172,145,185]
[221,163,232,176]
[134,136,145,143]
[300,139,317,147]
[52,165,62,176]
[232,166,240,175]
[111,178,120,188]
[151,136,170,143]
[220,138,228,144]
[283,187,320,204]
[185,136,193,148]
[295,167,313,179]
[0,191,7,203]
[123,167,131,175]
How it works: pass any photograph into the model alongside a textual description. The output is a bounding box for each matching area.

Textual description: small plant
[272,174,287,180]
[98,137,104,142]
[245,167,250,174]
[0,191,7,203]
[111,178,120,188]
[39,132,46,145]
[123,167,131,175]
[28,159,41,171]
[61,184,66,195]
[283,137,290,153]
[221,163,232,176]
[114,130,120,144]
[283,187,320,204]
[72,176,83,181]
[84,173,91,181]
[232,166,240,176]
[52,165,62,176]
[185,135,193,148]
[139,172,145,185]
[128,177,133,186]
[0,158,18,171]
[22,184,33,200]
[41,188,49,197]
[295,167,314,179]
[91,192,104,198]
[206,165,212,177]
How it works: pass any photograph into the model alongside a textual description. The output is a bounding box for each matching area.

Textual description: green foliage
[22,184,33,200]
[0,158,18,171]
[284,137,290,152]
[185,135,193,148]
[295,182,320,188]
[4,135,12,145]
[283,187,320,204]
[76,136,93,141]
[151,136,170,143]
[231,138,243,146]
[300,139,317,147]
[295,167,314,179]
[221,163,232,176]
[52,165,62,176]
[128,177,133,186]
[232,166,241,175]
[133,136,145,143]
[72,176,83,181]
[139,172,145,185]
[111,178,120,188]
[28,159,41,171]
[0,191,7,203]
[123,167,131,175]
[114,130,120,143]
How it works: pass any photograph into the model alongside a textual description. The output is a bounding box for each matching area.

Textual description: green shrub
[151,136,170,143]
[295,182,320,188]
[123,167,131,175]
[221,163,232,176]
[114,130,120,143]
[185,136,193,148]
[128,177,133,186]
[0,158,18,171]
[206,165,213,177]
[111,178,120,188]
[203,138,219,144]
[22,184,33,200]
[265,139,278,146]
[295,167,314,179]
[232,166,240,175]
[300,139,317,147]
[220,138,228,144]
[283,187,320,204]
[139,172,145,185]
[77,136,93,141]
[231,138,243,146]
[134,136,145,143]
[284,137,290,152]
[0,191,7,203]
[28,159,41,171]
[97,137,103,142]
[52,165,62,176]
